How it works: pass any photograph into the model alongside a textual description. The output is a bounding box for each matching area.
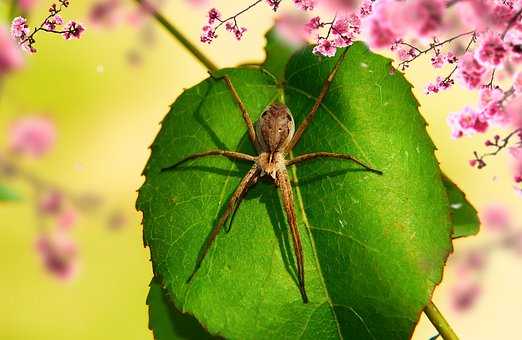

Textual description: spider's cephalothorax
[256,103,295,178]
[162,48,382,304]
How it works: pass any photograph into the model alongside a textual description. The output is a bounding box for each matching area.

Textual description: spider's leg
[276,168,309,303]
[225,175,258,233]
[286,47,350,152]
[161,150,255,172]
[187,164,260,282]
[287,152,383,175]
[210,73,260,150]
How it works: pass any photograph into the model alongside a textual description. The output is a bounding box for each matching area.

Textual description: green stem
[134,0,218,72]
[424,301,459,340]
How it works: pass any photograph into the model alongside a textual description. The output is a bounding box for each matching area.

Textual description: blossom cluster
[1,117,126,280]
[199,0,522,189]
[10,0,85,53]
[451,205,522,312]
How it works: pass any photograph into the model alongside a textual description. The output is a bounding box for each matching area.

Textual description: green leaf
[137,43,452,339]
[147,277,218,340]
[0,185,21,202]
[442,175,480,239]
[262,28,299,81]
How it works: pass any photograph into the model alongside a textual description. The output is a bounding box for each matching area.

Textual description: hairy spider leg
[161,150,255,172]
[287,152,383,175]
[187,165,261,283]
[209,72,260,151]
[286,47,350,153]
[276,168,308,303]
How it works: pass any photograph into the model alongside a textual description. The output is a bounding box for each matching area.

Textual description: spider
[162,48,382,303]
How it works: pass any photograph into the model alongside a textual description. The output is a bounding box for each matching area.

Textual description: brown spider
[162,48,382,303]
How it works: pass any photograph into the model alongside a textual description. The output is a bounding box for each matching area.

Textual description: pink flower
[293,0,315,11]
[305,16,322,34]
[44,15,64,30]
[275,13,309,46]
[321,0,359,11]
[313,38,337,57]
[200,25,216,43]
[8,116,56,158]
[431,54,445,68]
[0,27,23,75]
[425,76,453,94]
[38,190,64,215]
[456,250,486,277]
[451,280,481,312]
[479,86,504,108]
[18,0,38,12]
[88,0,121,27]
[225,22,247,41]
[456,53,487,89]
[481,204,511,232]
[10,16,29,40]
[266,0,281,11]
[367,17,397,49]
[207,8,221,25]
[447,106,489,138]
[475,31,508,67]
[35,232,77,280]
[57,208,78,230]
[506,96,522,128]
[359,0,373,17]
[62,21,85,40]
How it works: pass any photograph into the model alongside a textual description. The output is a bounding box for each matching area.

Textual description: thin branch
[133,0,218,72]
[424,301,460,340]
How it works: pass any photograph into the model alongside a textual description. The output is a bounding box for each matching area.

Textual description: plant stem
[133,0,218,72]
[424,301,459,340]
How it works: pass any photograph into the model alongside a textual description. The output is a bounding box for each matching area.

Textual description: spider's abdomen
[256,103,295,153]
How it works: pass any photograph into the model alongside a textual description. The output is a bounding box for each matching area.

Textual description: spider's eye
[262,111,268,118]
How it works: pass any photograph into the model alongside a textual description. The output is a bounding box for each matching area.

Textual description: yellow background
[1,1,521,339]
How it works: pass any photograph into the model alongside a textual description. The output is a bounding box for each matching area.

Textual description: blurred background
[1,1,521,339]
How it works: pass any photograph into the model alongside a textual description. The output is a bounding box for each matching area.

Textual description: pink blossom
[200,25,216,44]
[456,250,486,277]
[479,86,504,108]
[447,106,489,138]
[425,76,453,94]
[431,54,445,68]
[451,280,481,312]
[275,13,309,46]
[35,233,77,280]
[8,117,56,158]
[359,0,373,17]
[506,96,522,128]
[207,8,221,25]
[475,31,508,67]
[225,22,247,41]
[44,15,64,30]
[313,38,337,57]
[481,204,511,232]
[0,27,23,75]
[367,17,397,49]
[456,53,487,89]
[305,16,322,34]
[293,0,315,11]
[88,0,122,27]
[38,190,64,215]
[10,16,29,40]
[18,0,38,12]
[320,0,359,11]
[62,21,85,40]
[57,209,78,230]
[266,0,281,11]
